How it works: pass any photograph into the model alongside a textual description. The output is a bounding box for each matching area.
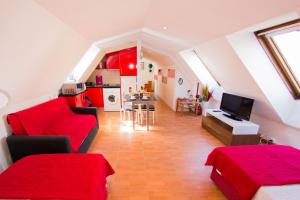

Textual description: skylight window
[67,45,100,82]
[273,31,300,80]
[180,50,218,89]
[255,19,300,99]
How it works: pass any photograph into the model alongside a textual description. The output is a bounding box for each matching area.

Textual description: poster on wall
[154,74,158,80]
[162,76,168,84]
[168,69,175,78]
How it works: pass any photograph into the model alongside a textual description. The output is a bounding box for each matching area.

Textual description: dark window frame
[255,19,300,99]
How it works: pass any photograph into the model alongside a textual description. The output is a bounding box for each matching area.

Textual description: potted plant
[199,85,212,115]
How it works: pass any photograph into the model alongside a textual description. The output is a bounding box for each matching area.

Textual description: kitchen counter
[86,84,120,88]
[59,89,86,97]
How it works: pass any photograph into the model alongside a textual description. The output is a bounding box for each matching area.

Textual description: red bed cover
[0,154,114,200]
[206,145,300,200]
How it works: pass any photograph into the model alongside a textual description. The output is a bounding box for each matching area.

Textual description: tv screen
[220,93,254,121]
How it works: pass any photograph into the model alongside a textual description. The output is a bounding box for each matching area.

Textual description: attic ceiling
[35,0,300,44]
[32,0,300,128]
[142,47,174,66]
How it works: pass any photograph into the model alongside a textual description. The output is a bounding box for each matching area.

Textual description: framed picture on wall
[178,78,183,85]
[168,69,175,78]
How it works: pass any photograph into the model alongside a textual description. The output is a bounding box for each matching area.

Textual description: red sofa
[6,97,99,162]
[0,154,114,200]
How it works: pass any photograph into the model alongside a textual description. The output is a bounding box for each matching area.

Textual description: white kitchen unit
[103,88,121,111]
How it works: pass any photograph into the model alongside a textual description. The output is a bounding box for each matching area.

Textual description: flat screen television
[220,93,254,121]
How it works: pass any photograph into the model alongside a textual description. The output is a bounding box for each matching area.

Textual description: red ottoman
[0,154,114,200]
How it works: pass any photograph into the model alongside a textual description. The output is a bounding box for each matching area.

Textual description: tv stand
[223,113,242,121]
[202,109,260,145]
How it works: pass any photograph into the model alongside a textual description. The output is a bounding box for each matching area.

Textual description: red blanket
[0,154,115,200]
[206,145,300,200]
[7,97,97,152]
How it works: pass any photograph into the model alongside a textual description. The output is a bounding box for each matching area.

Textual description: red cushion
[44,114,97,152]
[7,114,26,135]
[8,97,73,135]
[0,154,115,200]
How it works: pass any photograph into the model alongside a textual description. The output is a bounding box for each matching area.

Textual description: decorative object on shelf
[148,63,153,72]
[95,75,103,85]
[187,89,193,99]
[178,78,183,85]
[199,85,212,102]
[167,69,175,78]
[199,85,212,115]
[154,74,158,81]
[0,89,10,110]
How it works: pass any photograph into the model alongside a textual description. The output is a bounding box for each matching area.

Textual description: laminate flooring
[88,100,225,200]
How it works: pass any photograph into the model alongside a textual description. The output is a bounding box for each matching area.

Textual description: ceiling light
[163,26,168,30]
[129,64,134,69]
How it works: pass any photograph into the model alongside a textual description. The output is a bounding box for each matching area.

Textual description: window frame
[255,19,300,99]
[193,50,221,86]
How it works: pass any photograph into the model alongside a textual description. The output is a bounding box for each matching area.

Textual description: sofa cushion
[8,97,73,135]
[44,114,97,152]
[7,114,26,135]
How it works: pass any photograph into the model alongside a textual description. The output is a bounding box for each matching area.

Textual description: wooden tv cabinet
[202,109,260,146]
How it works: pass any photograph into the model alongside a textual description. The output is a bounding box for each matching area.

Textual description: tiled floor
[88,100,225,200]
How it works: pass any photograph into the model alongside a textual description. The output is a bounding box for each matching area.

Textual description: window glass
[255,19,300,98]
[180,50,218,89]
[272,30,300,83]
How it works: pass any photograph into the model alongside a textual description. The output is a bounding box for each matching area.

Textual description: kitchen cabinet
[87,87,104,107]
[119,47,137,76]
[101,47,137,75]
[106,52,119,69]
[62,91,87,107]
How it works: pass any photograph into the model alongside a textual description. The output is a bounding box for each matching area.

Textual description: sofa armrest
[6,135,72,162]
[71,107,98,122]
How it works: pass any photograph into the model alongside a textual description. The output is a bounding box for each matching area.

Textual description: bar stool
[139,104,156,124]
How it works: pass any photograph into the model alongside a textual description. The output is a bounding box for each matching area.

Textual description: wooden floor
[88,100,226,200]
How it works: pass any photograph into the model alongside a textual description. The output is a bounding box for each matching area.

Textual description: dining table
[124,96,156,131]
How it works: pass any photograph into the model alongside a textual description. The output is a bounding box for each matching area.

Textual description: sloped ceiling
[31,0,300,125]
[35,0,150,41]
[0,0,89,106]
[144,0,300,43]
[195,37,281,121]
[35,0,300,43]
[142,47,174,66]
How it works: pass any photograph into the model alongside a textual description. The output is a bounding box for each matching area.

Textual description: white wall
[148,52,199,111]
[196,37,280,121]
[174,57,199,109]
[155,65,176,110]
[194,11,300,147]
[252,114,300,148]
[137,59,155,89]
[88,69,121,84]
[0,0,90,168]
